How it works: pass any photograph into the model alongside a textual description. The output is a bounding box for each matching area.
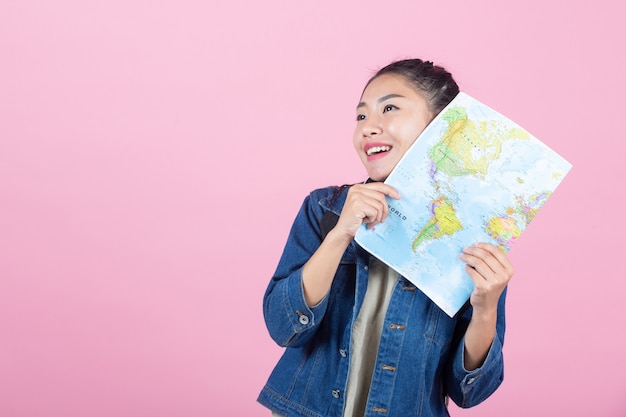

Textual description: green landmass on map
[412,195,463,252]
[429,106,532,178]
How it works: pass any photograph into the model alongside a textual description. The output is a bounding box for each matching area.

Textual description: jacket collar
[318,185,350,216]
[318,178,373,216]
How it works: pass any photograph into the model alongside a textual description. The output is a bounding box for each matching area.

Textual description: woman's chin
[367,170,390,183]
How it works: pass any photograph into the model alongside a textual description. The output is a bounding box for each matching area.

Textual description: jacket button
[299,315,310,325]
[331,390,340,398]
[339,349,347,357]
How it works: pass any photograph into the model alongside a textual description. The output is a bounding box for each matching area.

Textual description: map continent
[412,196,463,252]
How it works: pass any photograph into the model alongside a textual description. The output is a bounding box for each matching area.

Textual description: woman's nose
[362,117,382,137]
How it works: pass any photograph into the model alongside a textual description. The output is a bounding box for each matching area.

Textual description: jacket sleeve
[445,287,507,408]
[262,191,331,348]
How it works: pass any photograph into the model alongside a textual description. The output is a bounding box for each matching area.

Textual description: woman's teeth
[366,146,391,156]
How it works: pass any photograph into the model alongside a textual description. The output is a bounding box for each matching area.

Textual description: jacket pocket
[423,296,456,348]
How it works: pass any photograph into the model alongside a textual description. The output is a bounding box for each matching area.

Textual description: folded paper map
[354,92,572,317]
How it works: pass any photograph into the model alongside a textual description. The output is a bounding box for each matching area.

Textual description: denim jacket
[258,186,506,417]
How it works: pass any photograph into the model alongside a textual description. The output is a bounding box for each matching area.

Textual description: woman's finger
[346,184,399,226]
[474,243,514,278]
[460,243,514,285]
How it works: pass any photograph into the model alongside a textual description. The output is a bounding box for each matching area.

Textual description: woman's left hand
[459,243,514,315]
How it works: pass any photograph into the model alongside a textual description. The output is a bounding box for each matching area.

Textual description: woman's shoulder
[308,184,355,210]
[307,185,343,200]
[305,183,358,217]
[307,183,359,200]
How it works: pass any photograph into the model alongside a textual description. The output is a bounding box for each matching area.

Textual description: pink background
[1,1,624,416]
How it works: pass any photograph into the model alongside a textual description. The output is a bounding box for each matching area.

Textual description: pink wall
[1,1,624,416]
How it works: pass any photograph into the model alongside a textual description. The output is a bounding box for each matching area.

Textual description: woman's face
[353,73,434,182]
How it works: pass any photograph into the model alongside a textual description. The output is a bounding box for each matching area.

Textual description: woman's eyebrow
[356,93,406,109]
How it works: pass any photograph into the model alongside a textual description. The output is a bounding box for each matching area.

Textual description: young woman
[258,59,514,417]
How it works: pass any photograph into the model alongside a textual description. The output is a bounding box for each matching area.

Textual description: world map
[355,93,572,317]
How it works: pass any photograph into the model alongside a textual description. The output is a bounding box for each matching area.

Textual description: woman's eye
[383,104,397,112]
[356,114,366,121]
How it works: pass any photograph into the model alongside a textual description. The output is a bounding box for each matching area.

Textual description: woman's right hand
[302,182,400,305]
[333,182,401,241]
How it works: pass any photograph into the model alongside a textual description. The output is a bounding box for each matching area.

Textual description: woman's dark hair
[365,58,459,114]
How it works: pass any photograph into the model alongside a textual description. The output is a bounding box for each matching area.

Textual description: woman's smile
[364,142,393,160]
